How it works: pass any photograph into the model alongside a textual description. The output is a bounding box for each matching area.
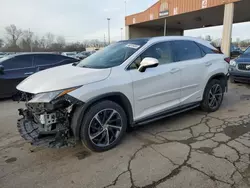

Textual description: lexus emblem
[246,65,250,70]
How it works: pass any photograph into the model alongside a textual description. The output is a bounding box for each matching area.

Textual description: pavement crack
[149,145,179,166]
[127,145,147,188]
[186,164,232,186]
[234,139,250,149]
[155,115,208,135]
[103,170,129,188]
[140,145,192,188]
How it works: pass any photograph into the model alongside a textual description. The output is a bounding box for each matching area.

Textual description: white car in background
[61,52,78,59]
[0,52,6,59]
[16,36,229,152]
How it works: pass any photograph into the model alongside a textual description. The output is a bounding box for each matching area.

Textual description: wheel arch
[205,73,228,93]
[70,92,134,140]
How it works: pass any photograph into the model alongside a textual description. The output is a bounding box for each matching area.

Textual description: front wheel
[80,100,127,152]
[201,79,224,112]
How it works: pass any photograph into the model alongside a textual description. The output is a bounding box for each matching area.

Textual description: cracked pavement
[1,83,250,188]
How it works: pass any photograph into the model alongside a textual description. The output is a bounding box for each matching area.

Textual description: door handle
[24,72,34,75]
[205,62,212,67]
[170,68,180,74]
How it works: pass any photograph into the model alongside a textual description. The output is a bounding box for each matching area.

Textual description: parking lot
[0,83,249,188]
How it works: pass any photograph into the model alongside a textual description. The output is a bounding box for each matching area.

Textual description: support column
[164,19,167,36]
[125,26,130,39]
[221,3,234,57]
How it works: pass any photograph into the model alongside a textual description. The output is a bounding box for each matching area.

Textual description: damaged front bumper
[17,94,82,148]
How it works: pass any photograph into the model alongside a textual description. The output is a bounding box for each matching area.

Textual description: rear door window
[2,55,33,70]
[172,40,203,62]
[34,54,64,66]
[196,43,215,54]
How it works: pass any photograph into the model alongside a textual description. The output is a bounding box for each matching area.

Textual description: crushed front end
[17,90,83,148]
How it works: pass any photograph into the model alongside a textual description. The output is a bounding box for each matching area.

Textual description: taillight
[224,57,230,64]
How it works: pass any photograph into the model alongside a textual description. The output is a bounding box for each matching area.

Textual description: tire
[80,100,127,152]
[201,79,224,112]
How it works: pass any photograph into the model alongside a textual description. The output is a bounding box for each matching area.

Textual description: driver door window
[130,42,173,69]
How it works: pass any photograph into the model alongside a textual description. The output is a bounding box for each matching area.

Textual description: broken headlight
[29,87,80,103]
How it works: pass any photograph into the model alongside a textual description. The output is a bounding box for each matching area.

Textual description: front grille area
[238,64,250,71]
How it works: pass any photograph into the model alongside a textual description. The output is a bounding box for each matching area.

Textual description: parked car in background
[16,36,229,152]
[214,44,243,59]
[0,53,77,98]
[75,51,96,60]
[75,51,91,60]
[0,52,6,59]
[61,52,78,59]
[231,45,243,58]
[229,46,250,83]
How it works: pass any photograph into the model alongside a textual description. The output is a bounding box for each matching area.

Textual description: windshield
[0,55,14,63]
[77,40,147,69]
[243,47,250,54]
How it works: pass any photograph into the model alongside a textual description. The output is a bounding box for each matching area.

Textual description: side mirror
[138,57,159,72]
[0,65,4,75]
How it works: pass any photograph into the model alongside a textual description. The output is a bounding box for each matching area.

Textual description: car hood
[236,54,250,63]
[17,64,111,94]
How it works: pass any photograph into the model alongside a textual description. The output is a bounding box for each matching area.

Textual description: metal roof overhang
[130,0,250,31]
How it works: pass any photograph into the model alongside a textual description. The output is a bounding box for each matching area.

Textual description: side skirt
[133,102,201,127]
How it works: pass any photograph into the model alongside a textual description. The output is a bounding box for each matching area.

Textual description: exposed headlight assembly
[29,87,80,103]
[230,60,237,67]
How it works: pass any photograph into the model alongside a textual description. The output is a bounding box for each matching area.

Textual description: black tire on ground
[201,79,224,112]
[80,100,127,152]
[229,76,235,83]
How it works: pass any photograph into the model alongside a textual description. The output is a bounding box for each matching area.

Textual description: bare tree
[44,33,55,49]
[0,39,4,49]
[1,24,106,52]
[5,24,22,47]
[56,36,66,50]
[56,36,65,45]
[20,29,34,51]
[39,36,46,49]
[64,42,86,52]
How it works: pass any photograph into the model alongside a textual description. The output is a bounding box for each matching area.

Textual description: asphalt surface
[0,83,250,188]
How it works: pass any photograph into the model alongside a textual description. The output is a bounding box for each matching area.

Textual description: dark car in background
[0,53,77,98]
[230,45,243,58]
[229,46,250,83]
[0,52,6,59]
[76,51,96,60]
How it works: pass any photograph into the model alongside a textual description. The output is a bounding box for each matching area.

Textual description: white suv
[17,36,229,152]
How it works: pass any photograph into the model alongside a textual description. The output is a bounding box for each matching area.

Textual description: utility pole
[29,28,33,52]
[107,18,111,45]
[104,34,106,47]
[121,28,123,40]
[124,0,127,16]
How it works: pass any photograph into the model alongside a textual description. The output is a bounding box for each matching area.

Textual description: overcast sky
[0,0,250,42]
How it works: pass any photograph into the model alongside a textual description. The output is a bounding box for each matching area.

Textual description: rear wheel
[201,79,224,112]
[80,100,127,152]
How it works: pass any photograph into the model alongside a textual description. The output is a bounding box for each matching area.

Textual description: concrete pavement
[0,83,250,188]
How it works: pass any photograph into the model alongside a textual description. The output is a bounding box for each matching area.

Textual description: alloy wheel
[208,84,223,109]
[88,109,123,147]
